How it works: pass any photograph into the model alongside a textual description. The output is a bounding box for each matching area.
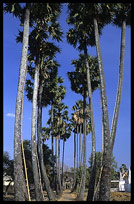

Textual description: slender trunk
[51,104,55,187]
[77,93,87,200]
[51,104,54,160]
[79,124,82,167]
[61,139,65,187]
[81,131,84,165]
[55,137,60,194]
[93,17,111,201]
[37,79,55,201]
[31,63,44,201]
[110,20,126,150]
[93,99,104,200]
[71,132,77,192]
[84,44,96,201]
[14,3,30,201]
[77,125,79,169]
[58,136,62,192]
[55,137,58,193]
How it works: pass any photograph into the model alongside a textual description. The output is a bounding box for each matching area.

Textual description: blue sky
[3,4,131,170]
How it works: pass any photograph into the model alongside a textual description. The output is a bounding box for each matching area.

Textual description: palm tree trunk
[77,92,87,200]
[79,124,82,167]
[37,79,55,201]
[93,97,104,201]
[55,137,60,194]
[84,44,96,201]
[110,20,126,150]
[31,62,44,201]
[14,3,30,201]
[61,139,65,187]
[71,132,77,192]
[55,137,58,193]
[93,17,111,201]
[58,136,62,192]
[77,125,79,169]
[51,104,55,188]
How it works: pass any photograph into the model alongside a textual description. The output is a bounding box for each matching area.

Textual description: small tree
[4,3,30,200]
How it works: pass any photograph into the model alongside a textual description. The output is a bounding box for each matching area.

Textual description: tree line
[4,147,125,197]
[3,3,131,201]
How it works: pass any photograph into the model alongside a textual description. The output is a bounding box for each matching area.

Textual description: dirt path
[57,189,76,201]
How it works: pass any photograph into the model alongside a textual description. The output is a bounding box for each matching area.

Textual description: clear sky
[3,4,131,170]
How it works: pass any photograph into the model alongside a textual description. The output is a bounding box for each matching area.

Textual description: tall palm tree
[25,3,63,200]
[53,102,69,194]
[68,54,100,200]
[78,4,113,200]
[68,53,100,200]
[67,4,102,199]
[88,4,131,200]
[93,13,111,201]
[110,3,131,150]
[31,55,44,201]
[46,78,66,189]
[4,3,30,200]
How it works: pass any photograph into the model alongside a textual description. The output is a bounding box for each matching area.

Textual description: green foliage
[71,100,91,135]
[23,140,56,184]
[47,98,71,143]
[42,127,51,142]
[68,54,100,97]
[3,151,14,181]
[111,3,131,27]
[67,3,113,50]
[3,3,23,19]
[88,152,119,183]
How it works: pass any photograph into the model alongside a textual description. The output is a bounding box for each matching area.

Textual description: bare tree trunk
[110,20,126,150]
[51,104,55,188]
[71,132,77,192]
[76,125,79,169]
[31,63,44,201]
[55,137,60,194]
[93,17,111,201]
[77,93,87,200]
[79,124,82,167]
[84,44,96,201]
[14,3,30,201]
[37,79,55,201]
[58,136,62,193]
[61,139,65,187]
[93,98,104,200]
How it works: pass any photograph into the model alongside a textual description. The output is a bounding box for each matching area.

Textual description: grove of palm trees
[3,3,131,201]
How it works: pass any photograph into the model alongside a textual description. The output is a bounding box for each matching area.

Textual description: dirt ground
[3,191,131,201]
[110,192,131,201]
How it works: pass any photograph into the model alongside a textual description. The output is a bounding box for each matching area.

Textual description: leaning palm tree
[110,3,131,150]
[53,102,69,194]
[68,53,100,200]
[27,3,63,201]
[67,4,101,199]
[89,4,131,200]
[68,56,100,200]
[4,3,30,201]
